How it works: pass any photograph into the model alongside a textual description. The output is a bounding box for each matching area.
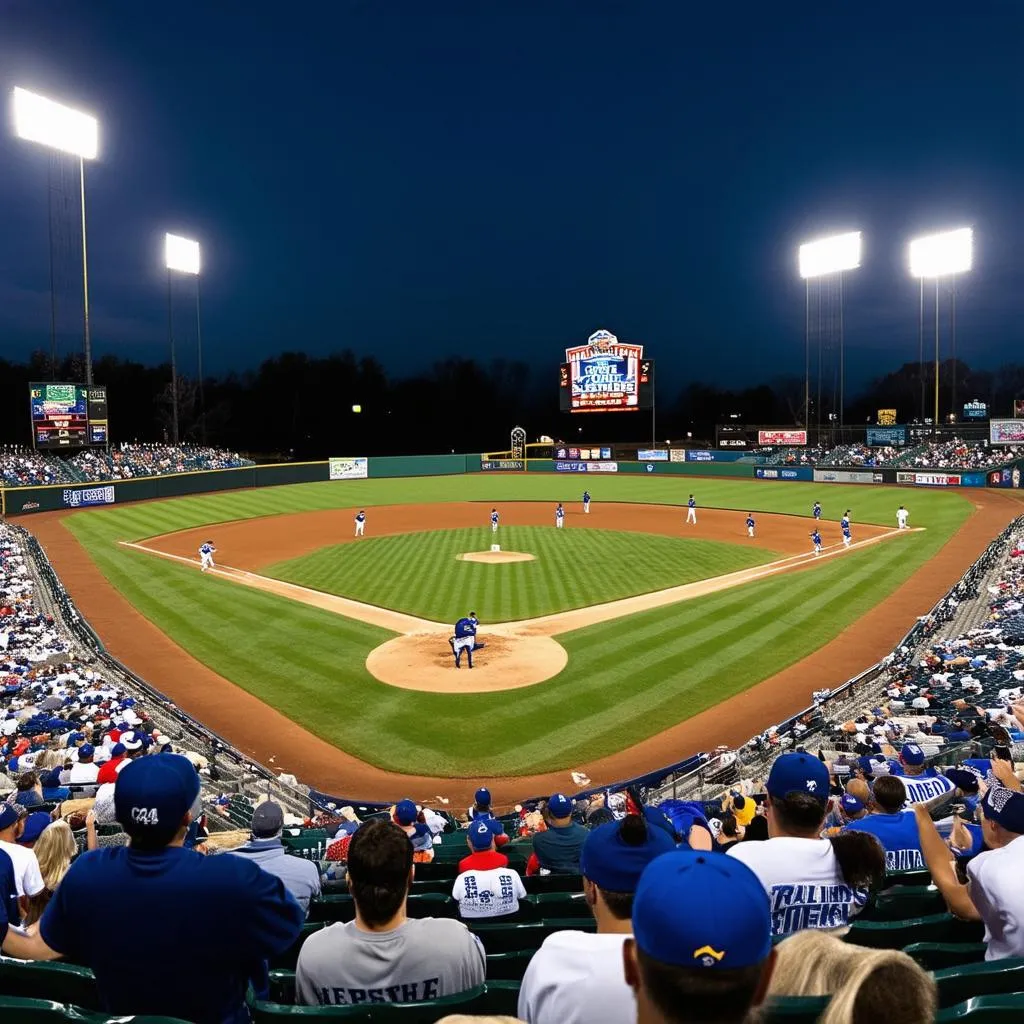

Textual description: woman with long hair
[21,820,78,927]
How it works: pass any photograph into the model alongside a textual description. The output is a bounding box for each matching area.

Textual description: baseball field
[25,473,1022,803]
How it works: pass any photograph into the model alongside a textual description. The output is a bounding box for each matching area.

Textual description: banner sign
[481,459,524,471]
[877,409,898,426]
[555,461,618,473]
[686,449,745,463]
[757,429,807,446]
[866,426,908,447]
[756,467,813,481]
[562,329,653,413]
[587,462,618,473]
[329,457,369,480]
[637,449,669,461]
[719,438,748,449]
[1015,400,1024,418]
[62,485,115,508]
[962,400,988,420]
[669,448,686,462]
[897,472,962,487]
[988,465,1023,489]
[814,469,884,484]
[990,419,1024,445]
[555,446,613,460]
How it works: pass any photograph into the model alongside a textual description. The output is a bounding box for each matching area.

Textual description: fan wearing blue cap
[0,754,304,1024]
[67,743,98,785]
[518,809,676,1024]
[843,776,926,872]
[623,850,775,1024]
[452,819,526,920]
[728,754,883,937]
[530,794,588,876]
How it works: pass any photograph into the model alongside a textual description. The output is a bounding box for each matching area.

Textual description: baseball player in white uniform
[896,505,909,530]
[490,508,499,533]
[686,495,697,524]
[354,510,366,537]
[555,503,565,528]
[198,541,216,573]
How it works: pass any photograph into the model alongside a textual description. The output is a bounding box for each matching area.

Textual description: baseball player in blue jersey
[555,503,565,528]
[490,508,499,533]
[686,494,697,524]
[354,510,366,537]
[582,490,591,514]
[449,612,479,668]
[811,528,823,556]
[813,501,822,520]
[746,513,755,538]
[841,518,852,548]
[198,540,216,573]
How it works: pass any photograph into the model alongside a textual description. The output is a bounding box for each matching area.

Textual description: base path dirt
[23,492,1024,807]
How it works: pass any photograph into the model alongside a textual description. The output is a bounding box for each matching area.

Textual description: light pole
[12,88,99,384]
[908,227,973,434]
[164,233,202,444]
[798,231,861,438]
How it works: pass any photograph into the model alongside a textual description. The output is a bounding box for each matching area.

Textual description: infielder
[811,528,822,557]
[746,513,755,538]
[555,503,565,528]
[582,490,591,514]
[198,540,216,573]
[490,508,499,533]
[841,511,852,548]
[686,494,697,524]
[897,505,909,530]
[813,501,822,521]
[354,510,366,537]
[450,612,479,669]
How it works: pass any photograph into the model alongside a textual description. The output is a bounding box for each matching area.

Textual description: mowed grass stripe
[265,526,778,621]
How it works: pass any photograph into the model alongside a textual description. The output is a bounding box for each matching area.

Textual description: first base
[491,544,501,552]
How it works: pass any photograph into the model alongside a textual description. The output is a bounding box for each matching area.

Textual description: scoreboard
[559,329,654,413]
[30,382,109,450]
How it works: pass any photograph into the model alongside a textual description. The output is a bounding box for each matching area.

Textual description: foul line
[120,526,921,638]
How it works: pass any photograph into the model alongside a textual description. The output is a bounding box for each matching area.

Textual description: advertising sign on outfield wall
[988,465,1023,489]
[481,460,525,471]
[756,467,813,481]
[686,450,746,463]
[62,486,115,508]
[990,419,1024,445]
[757,430,807,446]
[813,469,884,484]
[669,448,686,462]
[637,449,669,461]
[329,457,369,480]
[555,461,618,473]
[897,471,962,486]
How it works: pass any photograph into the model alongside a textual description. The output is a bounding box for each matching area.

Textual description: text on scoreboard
[30,382,108,450]
[559,329,654,413]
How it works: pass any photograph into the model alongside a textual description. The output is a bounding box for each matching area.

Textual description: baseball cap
[114,753,201,844]
[18,811,51,845]
[547,793,573,819]
[120,730,144,751]
[394,799,418,826]
[0,805,19,831]
[581,815,676,892]
[766,753,830,805]
[78,743,95,759]
[108,743,126,758]
[840,794,864,815]
[633,851,772,969]
[251,800,285,837]
[68,732,85,744]
[944,768,980,793]
[40,769,62,789]
[901,743,926,766]
[982,786,1024,835]
[468,819,495,850]
[474,787,491,806]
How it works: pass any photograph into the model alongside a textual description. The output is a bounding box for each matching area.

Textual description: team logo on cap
[693,946,725,967]
[806,780,817,792]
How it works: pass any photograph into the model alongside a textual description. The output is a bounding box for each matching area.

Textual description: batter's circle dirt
[366,632,567,693]
[457,550,535,564]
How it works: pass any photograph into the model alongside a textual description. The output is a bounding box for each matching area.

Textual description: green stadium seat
[903,943,988,971]
[934,958,1024,1009]
[270,921,327,971]
[846,912,985,950]
[269,969,297,1005]
[862,884,946,922]
[883,868,932,889]
[0,996,192,1023]
[485,950,535,981]
[308,893,457,924]
[530,892,590,919]
[0,957,101,1010]
[936,994,1024,1022]
[759,996,832,1022]
[408,862,457,882]
[469,917,595,954]
[523,874,582,895]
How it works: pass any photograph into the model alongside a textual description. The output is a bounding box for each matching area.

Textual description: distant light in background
[164,233,201,275]
[908,227,973,278]
[12,87,98,159]
[798,231,862,279]
[352,404,362,413]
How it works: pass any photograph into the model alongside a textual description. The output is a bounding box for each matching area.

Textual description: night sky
[2,2,1022,394]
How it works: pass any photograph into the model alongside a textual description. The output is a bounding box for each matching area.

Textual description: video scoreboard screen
[30,382,109,450]
[559,329,654,413]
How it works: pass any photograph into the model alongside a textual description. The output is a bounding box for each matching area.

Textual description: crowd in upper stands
[0,443,253,488]
[757,437,1024,472]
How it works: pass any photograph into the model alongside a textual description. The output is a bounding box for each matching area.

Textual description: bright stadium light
[908,227,973,278]
[164,233,201,275]
[798,231,862,279]
[11,87,101,384]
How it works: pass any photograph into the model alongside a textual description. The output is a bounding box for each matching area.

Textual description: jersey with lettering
[728,837,869,937]
[898,774,956,806]
[295,918,485,1006]
[843,812,925,871]
[454,618,477,639]
[452,864,526,919]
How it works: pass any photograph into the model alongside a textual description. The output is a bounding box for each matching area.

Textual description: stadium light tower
[164,233,204,444]
[12,87,100,384]
[798,231,861,434]
[909,227,973,432]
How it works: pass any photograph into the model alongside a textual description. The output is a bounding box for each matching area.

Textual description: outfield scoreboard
[559,329,654,413]
[30,382,108,450]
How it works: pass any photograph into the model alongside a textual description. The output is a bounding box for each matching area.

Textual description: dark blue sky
[2,2,1022,394]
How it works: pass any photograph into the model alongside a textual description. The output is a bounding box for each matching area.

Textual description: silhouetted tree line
[1,350,1022,458]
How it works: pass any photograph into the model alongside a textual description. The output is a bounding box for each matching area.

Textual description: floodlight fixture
[798,231,862,279]
[908,227,973,278]
[165,233,201,275]
[12,87,98,160]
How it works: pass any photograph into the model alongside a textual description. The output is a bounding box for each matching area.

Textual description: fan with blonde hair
[21,820,78,927]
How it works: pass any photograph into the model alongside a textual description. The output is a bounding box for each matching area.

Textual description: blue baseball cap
[468,819,495,850]
[394,800,418,826]
[78,744,95,759]
[633,851,772,969]
[114,753,200,843]
[68,732,85,744]
[40,769,63,789]
[766,753,830,805]
[0,805,19,831]
[944,768,980,793]
[982,787,1024,835]
[547,793,573,819]
[474,787,491,805]
[580,815,676,892]
[18,811,51,845]
[901,743,926,766]
[109,743,126,758]
[840,794,864,815]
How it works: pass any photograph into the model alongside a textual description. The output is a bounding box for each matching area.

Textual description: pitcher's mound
[457,551,535,564]
[366,632,567,693]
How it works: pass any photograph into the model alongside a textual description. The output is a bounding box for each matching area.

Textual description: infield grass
[59,475,973,778]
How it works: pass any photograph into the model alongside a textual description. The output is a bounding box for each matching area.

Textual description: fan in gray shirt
[296,820,485,1007]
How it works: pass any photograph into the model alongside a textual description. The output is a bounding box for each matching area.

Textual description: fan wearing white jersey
[452,821,525,920]
[728,753,885,938]
[518,807,675,1024]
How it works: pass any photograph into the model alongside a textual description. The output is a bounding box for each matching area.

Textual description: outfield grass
[59,476,973,776]
[265,526,780,621]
